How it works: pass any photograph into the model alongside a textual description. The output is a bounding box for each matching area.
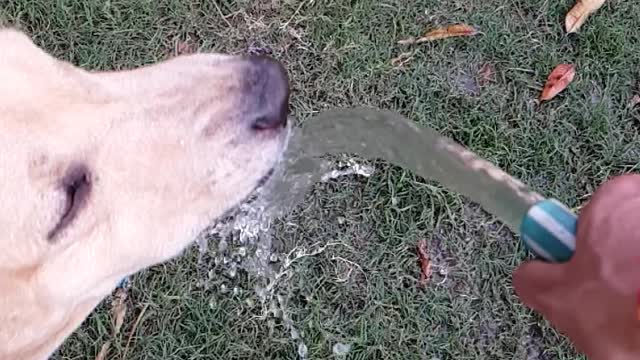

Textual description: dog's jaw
[2,294,100,360]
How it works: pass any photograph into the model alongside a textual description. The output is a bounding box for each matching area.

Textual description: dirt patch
[452,71,481,96]
[519,324,556,360]
[173,33,199,56]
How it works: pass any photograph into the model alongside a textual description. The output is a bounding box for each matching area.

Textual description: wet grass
[2,0,640,359]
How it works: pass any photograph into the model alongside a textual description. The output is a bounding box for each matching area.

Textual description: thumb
[513,260,567,312]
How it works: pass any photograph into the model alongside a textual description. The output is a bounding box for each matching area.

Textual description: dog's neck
[3,293,102,360]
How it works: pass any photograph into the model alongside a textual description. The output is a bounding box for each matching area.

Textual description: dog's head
[0,29,290,359]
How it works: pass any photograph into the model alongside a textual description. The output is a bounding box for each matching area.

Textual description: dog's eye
[47,164,92,241]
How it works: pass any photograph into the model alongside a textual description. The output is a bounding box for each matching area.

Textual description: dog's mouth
[243,166,277,208]
[209,167,276,231]
[255,167,275,190]
[251,120,291,193]
[210,119,291,231]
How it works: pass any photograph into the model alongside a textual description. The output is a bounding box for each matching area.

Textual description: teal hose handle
[520,199,577,263]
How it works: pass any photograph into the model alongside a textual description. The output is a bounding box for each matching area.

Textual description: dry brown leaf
[565,0,606,33]
[420,24,478,42]
[391,51,414,67]
[540,64,576,102]
[94,342,111,360]
[398,24,478,45]
[416,239,432,286]
[631,95,640,107]
[478,63,496,85]
[111,288,128,336]
[397,37,417,46]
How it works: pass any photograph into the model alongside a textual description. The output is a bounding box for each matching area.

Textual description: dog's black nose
[244,56,290,131]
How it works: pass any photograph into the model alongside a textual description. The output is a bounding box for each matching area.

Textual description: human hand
[513,174,640,359]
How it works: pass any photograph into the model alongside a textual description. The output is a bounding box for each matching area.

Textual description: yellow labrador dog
[0,28,290,359]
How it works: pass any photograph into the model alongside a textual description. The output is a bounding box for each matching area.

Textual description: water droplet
[332,343,352,356]
[238,247,247,257]
[297,343,308,359]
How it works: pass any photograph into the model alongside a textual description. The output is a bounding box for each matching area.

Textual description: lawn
[2,0,640,359]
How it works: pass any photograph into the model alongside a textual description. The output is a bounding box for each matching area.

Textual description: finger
[513,260,566,311]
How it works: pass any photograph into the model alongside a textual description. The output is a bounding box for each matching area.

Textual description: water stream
[203,105,547,294]
[201,107,545,357]
[262,107,543,230]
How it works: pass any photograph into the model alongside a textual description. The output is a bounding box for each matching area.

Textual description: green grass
[3,0,640,359]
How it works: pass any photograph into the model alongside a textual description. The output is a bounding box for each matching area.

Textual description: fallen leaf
[539,64,576,102]
[631,95,640,107]
[391,51,414,67]
[397,37,417,46]
[416,239,432,286]
[94,342,111,360]
[111,288,128,336]
[565,0,606,33]
[478,63,496,85]
[398,24,478,45]
[420,24,478,42]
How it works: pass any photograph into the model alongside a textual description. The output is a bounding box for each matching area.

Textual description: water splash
[198,107,544,356]
[332,343,352,357]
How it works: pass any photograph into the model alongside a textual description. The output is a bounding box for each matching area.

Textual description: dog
[0,28,290,360]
